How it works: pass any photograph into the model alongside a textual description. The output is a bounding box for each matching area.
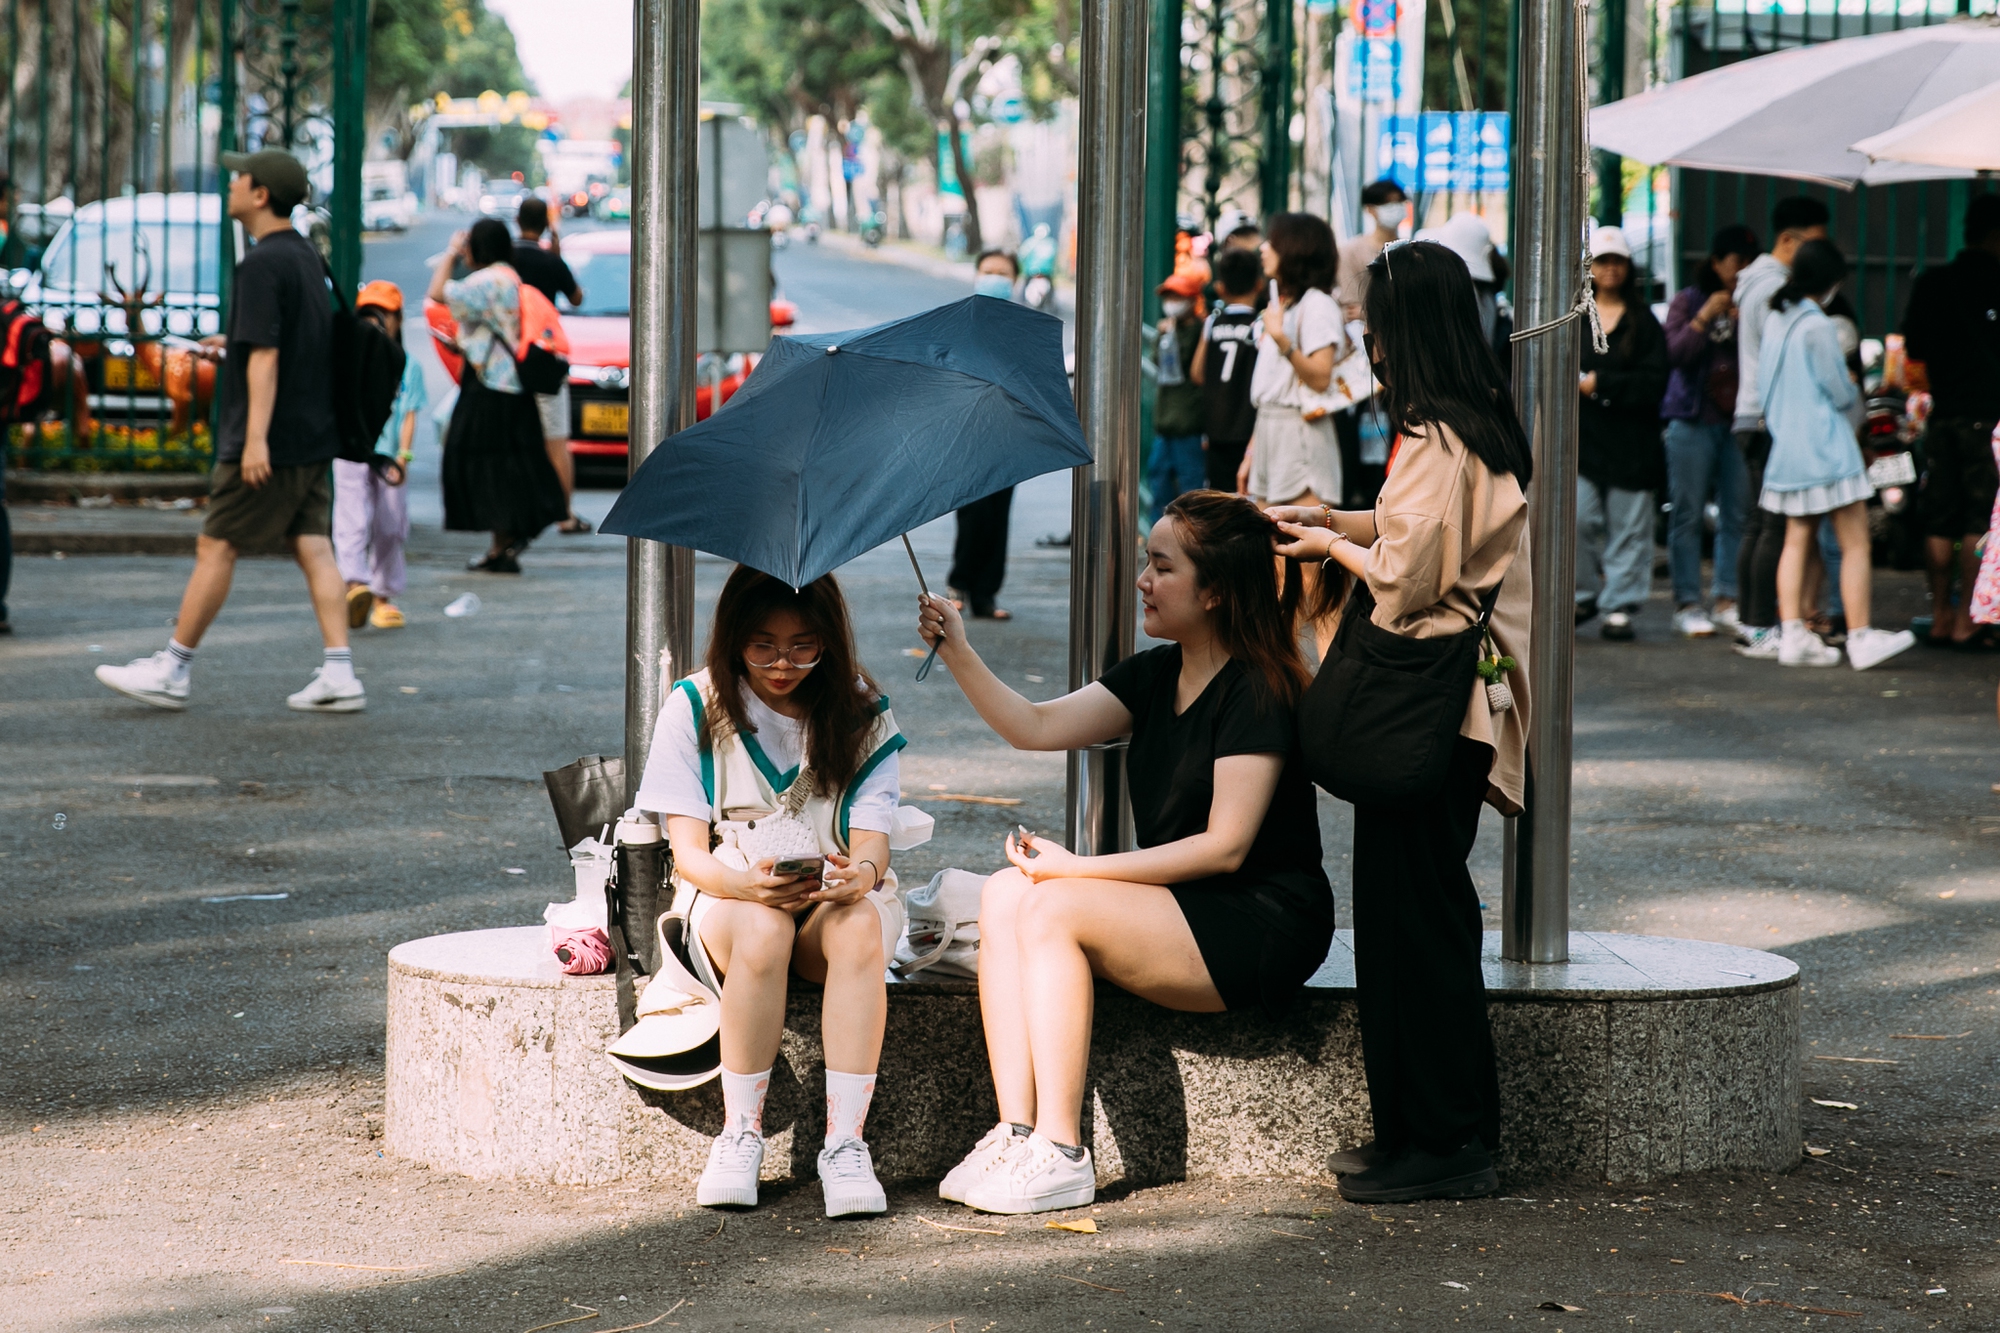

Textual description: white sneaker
[1673,606,1716,638]
[1845,626,1916,671]
[286,668,366,713]
[695,1127,764,1208]
[1778,623,1843,668]
[818,1135,888,1217]
[1711,604,1743,636]
[940,1122,1027,1203]
[1733,626,1781,660]
[962,1132,1095,1215]
[94,650,190,710]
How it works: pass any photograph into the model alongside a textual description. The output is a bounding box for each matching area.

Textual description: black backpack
[322,261,407,467]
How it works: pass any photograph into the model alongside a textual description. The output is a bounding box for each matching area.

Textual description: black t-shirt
[513,243,580,306]
[220,227,336,466]
[1902,248,2000,421]
[1098,645,1329,918]
[1200,304,1261,444]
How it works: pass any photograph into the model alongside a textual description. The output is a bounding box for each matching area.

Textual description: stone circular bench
[385,927,1799,1188]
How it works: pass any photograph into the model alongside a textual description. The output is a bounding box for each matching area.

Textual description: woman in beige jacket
[1270,239,1532,1205]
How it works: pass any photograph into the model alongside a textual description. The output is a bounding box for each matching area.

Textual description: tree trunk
[945,112,982,254]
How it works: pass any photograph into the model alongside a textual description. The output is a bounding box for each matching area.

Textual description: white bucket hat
[1414,212,1497,283]
[605,913,723,1091]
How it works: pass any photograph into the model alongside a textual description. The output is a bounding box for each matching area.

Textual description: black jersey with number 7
[1201,303,1261,445]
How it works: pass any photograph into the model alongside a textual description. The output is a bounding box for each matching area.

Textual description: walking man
[93,149,363,714]
[513,196,590,534]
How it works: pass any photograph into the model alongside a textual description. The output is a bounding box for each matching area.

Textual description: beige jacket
[1361,423,1532,814]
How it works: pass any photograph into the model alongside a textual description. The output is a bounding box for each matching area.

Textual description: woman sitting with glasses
[633,565,909,1219]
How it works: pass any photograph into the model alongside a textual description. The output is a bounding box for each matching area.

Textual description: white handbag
[1298,320,1375,420]
[890,868,985,980]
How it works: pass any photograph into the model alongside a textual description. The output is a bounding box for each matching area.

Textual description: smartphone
[772,855,825,878]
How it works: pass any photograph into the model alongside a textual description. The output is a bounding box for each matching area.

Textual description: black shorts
[202,460,333,552]
[1169,872,1335,1017]
[1920,415,1999,540]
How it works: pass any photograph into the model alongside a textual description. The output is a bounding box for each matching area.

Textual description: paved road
[0,229,1995,1331]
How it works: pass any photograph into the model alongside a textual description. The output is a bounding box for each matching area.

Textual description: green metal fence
[0,0,365,473]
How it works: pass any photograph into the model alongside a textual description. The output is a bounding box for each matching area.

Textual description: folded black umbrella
[600,296,1089,588]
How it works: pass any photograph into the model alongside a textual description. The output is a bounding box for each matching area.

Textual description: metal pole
[1066,0,1149,856]
[1259,0,1295,219]
[329,0,367,297]
[1593,0,1625,226]
[1141,0,1183,326]
[1503,0,1583,964]
[625,0,700,806]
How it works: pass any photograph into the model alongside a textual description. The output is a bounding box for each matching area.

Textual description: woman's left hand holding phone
[733,856,818,909]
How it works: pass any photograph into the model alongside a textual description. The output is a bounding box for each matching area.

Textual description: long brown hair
[703,566,880,797]
[1163,490,1310,704]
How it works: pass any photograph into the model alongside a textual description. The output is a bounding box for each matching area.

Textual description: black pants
[1350,737,1501,1156]
[949,486,1013,614]
[1736,430,1784,629]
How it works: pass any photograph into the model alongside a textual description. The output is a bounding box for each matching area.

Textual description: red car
[426,227,796,476]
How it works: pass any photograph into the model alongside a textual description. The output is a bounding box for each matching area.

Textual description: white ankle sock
[1781,618,1808,638]
[165,639,195,683]
[321,647,356,685]
[720,1067,770,1136]
[824,1069,877,1146]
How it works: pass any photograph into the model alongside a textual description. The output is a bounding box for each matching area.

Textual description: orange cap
[1158,263,1210,298]
[355,280,404,313]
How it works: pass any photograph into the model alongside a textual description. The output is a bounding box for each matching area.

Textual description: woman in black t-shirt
[915,490,1334,1217]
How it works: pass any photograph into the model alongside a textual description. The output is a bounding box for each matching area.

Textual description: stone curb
[10,530,197,555]
[6,471,211,503]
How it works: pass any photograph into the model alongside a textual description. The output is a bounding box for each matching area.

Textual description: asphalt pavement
[0,225,1995,1332]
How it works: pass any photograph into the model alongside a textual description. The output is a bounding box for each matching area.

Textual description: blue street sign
[1377,111,1510,196]
[1350,38,1401,104]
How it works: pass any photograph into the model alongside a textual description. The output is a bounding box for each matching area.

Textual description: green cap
[220,149,310,209]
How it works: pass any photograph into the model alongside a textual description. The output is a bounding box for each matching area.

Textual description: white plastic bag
[890,868,986,980]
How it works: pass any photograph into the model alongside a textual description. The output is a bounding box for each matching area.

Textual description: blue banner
[1376,111,1510,196]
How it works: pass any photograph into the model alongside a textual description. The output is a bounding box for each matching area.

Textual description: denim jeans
[1146,432,1207,525]
[1576,477,1655,614]
[1663,419,1745,607]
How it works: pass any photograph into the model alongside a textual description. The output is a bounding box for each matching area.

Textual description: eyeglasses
[744,642,822,670]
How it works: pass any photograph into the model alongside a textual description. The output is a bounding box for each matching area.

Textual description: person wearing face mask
[1337,179,1409,325]
[1147,266,1211,522]
[1756,239,1915,671]
[949,250,1024,619]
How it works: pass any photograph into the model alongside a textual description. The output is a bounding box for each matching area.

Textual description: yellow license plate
[102,356,160,390]
[580,401,629,437]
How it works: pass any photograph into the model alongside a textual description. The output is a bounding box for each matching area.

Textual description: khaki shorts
[536,383,571,440]
[202,460,333,552]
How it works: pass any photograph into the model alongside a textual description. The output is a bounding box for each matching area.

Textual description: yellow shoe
[346,584,374,630]
[369,601,405,630]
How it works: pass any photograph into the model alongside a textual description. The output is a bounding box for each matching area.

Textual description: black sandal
[557,516,593,535]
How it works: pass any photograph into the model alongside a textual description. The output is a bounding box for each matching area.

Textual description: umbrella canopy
[600,296,1089,588]
[1852,80,2000,172]
[1589,18,2000,188]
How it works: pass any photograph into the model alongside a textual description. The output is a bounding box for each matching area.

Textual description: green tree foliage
[369,0,534,165]
[702,0,900,134]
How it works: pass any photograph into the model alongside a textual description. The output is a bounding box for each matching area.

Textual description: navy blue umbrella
[600,296,1088,590]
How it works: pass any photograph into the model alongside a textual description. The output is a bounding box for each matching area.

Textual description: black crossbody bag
[1298,577,1501,806]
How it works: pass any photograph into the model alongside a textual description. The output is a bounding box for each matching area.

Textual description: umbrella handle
[915,638,941,682]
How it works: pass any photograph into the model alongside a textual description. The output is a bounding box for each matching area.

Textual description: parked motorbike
[1862,390,1927,570]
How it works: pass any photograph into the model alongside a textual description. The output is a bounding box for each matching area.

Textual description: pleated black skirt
[441,369,569,540]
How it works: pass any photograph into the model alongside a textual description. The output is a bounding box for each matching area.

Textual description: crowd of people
[1126,185,2000,675]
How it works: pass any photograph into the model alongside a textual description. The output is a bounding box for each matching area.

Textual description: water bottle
[1156,323,1185,387]
[613,809,667,975]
